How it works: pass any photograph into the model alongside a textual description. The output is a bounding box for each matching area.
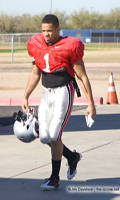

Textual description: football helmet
[13,108,39,143]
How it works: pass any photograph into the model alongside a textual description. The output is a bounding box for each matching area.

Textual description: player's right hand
[22,98,29,113]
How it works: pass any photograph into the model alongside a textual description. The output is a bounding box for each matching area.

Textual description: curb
[0,97,103,106]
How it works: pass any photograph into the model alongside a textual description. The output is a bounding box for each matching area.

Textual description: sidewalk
[0,105,120,200]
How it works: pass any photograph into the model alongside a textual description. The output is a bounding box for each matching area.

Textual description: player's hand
[85,104,96,126]
[22,98,29,113]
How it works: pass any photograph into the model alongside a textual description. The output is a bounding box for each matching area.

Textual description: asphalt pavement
[0,105,120,200]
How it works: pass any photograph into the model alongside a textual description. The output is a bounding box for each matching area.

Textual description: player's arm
[73,60,96,119]
[22,63,41,112]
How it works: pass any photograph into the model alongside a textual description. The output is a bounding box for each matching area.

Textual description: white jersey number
[43,53,50,72]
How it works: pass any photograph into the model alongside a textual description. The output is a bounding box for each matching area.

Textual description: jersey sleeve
[70,39,84,64]
[27,36,35,57]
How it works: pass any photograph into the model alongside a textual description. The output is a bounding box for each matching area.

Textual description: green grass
[85,43,120,50]
[0,42,120,54]
[0,48,27,53]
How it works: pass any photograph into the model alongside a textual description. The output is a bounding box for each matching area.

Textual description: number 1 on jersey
[43,53,50,72]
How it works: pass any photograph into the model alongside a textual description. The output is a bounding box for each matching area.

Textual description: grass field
[85,42,120,50]
[0,43,120,63]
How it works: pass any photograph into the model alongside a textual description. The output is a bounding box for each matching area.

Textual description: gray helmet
[13,108,39,143]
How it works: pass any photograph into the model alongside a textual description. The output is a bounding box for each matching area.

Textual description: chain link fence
[0,32,120,64]
[0,33,34,63]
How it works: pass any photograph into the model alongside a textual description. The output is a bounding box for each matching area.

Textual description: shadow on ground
[64,113,120,132]
[0,177,120,200]
[0,113,120,135]
[0,106,120,135]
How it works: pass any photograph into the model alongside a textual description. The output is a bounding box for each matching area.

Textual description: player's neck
[47,36,61,46]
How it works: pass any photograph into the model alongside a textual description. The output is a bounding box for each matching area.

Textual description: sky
[0,0,120,16]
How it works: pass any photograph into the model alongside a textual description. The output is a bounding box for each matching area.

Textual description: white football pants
[38,81,75,144]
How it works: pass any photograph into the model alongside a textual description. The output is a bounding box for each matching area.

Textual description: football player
[22,14,96,191]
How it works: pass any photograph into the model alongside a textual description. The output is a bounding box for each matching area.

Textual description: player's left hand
[85,104,96,125]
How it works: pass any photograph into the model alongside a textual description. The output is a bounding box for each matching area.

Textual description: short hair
[42,14,59,27]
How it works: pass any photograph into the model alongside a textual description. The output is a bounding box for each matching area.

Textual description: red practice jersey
[27,33,84,77]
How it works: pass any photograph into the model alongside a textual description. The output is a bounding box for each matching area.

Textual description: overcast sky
[0,0,120,16]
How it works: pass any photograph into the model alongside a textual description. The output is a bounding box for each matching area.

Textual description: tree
[108,8,120,29]
[53,11,69,29]
[0,8,120,33]
[0,15,13,33]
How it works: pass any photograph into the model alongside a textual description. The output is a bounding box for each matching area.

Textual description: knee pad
[39,124,50,144]
[50,135,58,142]
[40,135,50,144]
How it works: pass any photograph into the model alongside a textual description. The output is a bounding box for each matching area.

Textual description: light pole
[90,6,94,13]
[50,0,52,13]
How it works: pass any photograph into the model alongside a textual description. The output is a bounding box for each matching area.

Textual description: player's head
[42,14,59,28]
[41,14,60,45]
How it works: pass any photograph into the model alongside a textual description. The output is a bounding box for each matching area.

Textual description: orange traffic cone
[106,72,118,104]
